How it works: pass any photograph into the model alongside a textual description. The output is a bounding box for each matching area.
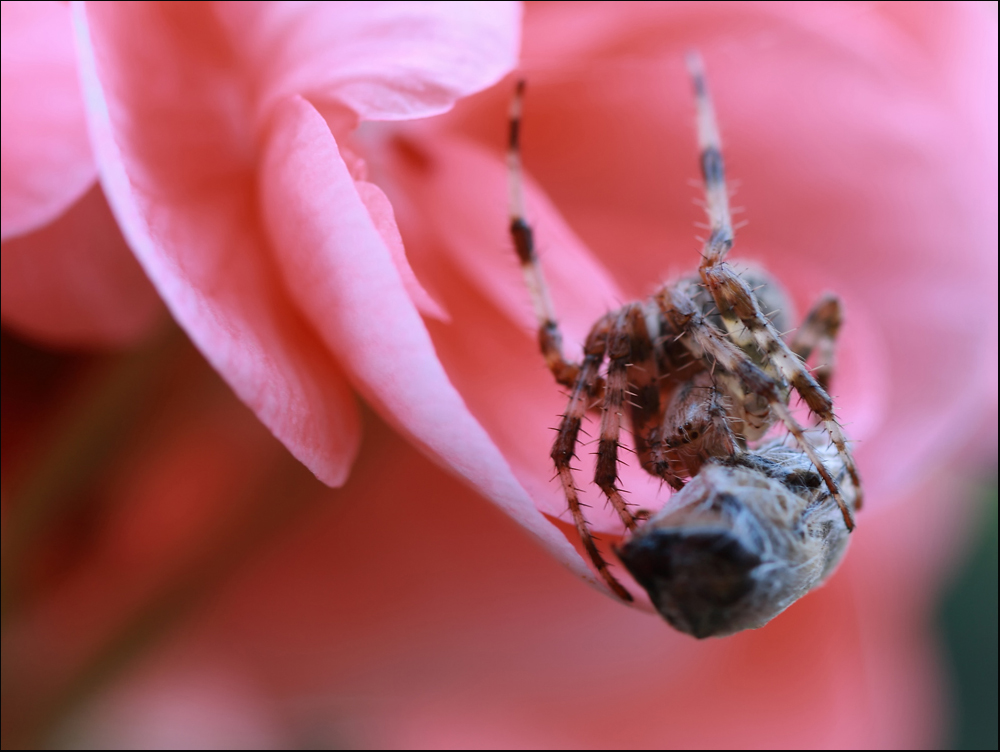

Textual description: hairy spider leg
[687,54,863,521]
[790,293,843,394]
[551,315,633,600]
[595,309,640,532]
[508,81,632,597]
[687,52,733,268]
[701,257,863,518]
[508,80,579,388]
[657,286,858,530]
[688,54,780,383]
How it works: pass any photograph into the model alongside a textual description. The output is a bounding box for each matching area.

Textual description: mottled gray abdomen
[617,436,853,638]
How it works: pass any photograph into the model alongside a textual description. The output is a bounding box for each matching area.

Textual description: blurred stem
[0,322,185,623]
[30,436,322,747]
[0,323,328,746]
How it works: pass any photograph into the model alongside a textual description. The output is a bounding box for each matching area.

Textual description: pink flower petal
[1,1,96,240]
[355,179,448,321]
[216,2,521,130]
[1,184,162,346]
[257,94,597,588]
[73,2,360,486]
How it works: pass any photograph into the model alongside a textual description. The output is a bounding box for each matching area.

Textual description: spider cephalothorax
[507,55,862,638]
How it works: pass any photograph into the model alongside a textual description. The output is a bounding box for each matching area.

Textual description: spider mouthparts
[617,528,761,639]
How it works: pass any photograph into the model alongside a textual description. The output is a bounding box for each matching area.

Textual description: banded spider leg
[686,53,862,522]
[508,81,637,599]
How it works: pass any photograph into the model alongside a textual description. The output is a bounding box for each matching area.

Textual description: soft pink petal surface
[66,1,523,489]
[2,2,161,347]
[216,1,521,131]
[1,184,163,346]
[258,95,594,584]
[355,179,448,321]
[73,2,360,486]
[1,1,96,240]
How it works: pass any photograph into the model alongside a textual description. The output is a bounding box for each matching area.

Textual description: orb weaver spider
[507,54,862,638]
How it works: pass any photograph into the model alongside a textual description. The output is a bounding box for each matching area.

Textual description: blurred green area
[936,477,999,750]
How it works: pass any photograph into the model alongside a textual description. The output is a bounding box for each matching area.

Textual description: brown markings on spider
[507,54,862,638]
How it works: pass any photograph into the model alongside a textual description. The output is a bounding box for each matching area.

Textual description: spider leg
[623,303,692,490]
[687,56,862,517]
[790,293,842,394]
[699,264,862,514]
[552,314,633,601]
[640,431,687,491]
[714,371,765,444]
[508,81,579,388]
[688,52,733,268]
[595,309,640,532]
[657,286,858,530]
[688,54,778,384]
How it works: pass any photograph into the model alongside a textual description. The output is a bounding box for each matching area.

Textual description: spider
[507,54,863,638]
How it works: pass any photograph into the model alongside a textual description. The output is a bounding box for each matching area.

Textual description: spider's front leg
[508,80,579,388]
[552,315,633,601]
[687,54,862,516]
